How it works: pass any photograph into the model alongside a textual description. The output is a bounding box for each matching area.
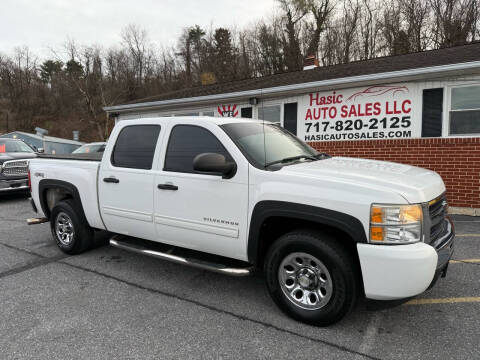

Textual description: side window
[164,125,233,173]
[111,125,161,170]
[449,85,480,135]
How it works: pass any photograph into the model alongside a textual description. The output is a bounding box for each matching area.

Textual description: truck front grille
[428,194,448,244]
[1,160,29,177]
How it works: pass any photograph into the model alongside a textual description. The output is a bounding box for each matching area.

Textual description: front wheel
[264,230,358,326]
[50,199,93,255]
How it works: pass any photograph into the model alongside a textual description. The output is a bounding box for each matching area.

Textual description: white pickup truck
[26,117,454,325]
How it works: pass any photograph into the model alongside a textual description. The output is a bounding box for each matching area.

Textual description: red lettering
[394,101,402,114]
[341,105,348,117]
[309,93,319,106]
[305,108,313,120]
[329,107,337,118]
[357,104,365,117]
[336,94,343,104]
[365,103,372,116]
[386,102,392,114]
[373,102,381,116]
[402,99,411,113]
[348,105,357,117]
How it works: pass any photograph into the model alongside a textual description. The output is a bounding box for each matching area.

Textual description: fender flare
[247,201,368,264]
[38,179,89,225]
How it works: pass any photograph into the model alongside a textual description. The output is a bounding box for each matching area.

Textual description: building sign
[217,104,239,117]
[299,84,418,141]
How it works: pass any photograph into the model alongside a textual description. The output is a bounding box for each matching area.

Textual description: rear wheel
[264,230,358,326]
[50,199,93,255]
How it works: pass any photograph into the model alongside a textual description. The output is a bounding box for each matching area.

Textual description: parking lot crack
[0,254,68,280]
[0,242,48,258]
[59,261,383,360]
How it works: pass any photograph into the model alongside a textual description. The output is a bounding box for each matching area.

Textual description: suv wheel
[264,230,358,326]
[50,199,93,255]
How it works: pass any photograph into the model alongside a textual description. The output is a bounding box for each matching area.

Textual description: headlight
[370,204,423,244]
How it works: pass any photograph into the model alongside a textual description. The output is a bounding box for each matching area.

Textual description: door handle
[103,177,119,183]
[157,183,178,190]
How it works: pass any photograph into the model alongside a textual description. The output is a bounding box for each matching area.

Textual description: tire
[264,229,358,326]
[50,199,94,255]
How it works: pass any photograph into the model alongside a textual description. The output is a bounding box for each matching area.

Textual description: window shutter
[241,107,252,118]
[422,88,443,137]
[284,102,298,135]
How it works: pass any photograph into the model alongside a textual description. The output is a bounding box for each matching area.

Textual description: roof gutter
[104,60,480,113]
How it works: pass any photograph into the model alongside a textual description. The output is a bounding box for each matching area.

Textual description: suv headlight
[369,204,423,244]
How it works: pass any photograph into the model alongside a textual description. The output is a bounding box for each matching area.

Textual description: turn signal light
[370,226,384,241]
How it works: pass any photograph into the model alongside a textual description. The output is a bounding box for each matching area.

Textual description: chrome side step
[109,235,253,276]
[27,217,49,225]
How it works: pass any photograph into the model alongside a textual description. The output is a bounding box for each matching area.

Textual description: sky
[1,0,277,60]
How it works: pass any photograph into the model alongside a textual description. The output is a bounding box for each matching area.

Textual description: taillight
[27,168,31,192]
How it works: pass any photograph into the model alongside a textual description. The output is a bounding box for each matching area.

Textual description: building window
[202,111,215,117]
[450,85,480,135]
[258,105,281,124]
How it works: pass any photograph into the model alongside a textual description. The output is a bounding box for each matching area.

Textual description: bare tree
[122,25,148,81]
[1,1,479,142]
[430,0,479,47]
[278,0,308,71]
[341,0,361,62]
[400,0,430,52]
[305,0,334,57]
[358,0,381,59]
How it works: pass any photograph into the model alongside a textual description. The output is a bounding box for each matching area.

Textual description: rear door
[98,123,163,241]
[153,121,249,260]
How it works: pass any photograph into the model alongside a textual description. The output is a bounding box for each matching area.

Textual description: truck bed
[37,152,103,161]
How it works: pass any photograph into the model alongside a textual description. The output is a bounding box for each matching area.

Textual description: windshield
[221,122,320,168]
[0,139,35,153]
[73,144,105,154]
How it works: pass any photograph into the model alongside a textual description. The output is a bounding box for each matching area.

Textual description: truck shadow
[0,192,30,203]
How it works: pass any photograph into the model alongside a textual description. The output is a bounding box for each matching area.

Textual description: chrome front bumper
[0,178,29,192]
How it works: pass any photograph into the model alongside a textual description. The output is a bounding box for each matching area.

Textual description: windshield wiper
[265,155,317,168]
[314,152,330,159]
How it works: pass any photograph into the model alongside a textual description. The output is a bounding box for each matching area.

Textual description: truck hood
[0,153,37,163]
[280,157,445,203]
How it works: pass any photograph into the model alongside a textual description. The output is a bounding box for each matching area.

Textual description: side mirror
[193,153,236,179]
[37,148,44,154]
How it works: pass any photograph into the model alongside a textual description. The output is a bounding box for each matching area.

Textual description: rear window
[73,144,106,154]
[111,125,161,169]
[0,139,34,153]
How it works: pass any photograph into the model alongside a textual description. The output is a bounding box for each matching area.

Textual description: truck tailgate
[29,157,105,230]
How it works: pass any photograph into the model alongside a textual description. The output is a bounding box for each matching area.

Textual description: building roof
[105,42,480,113]
[121,116,260,126]
[1,131,84,145]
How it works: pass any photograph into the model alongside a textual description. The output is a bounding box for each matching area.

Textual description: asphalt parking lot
[0,194,479,359]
